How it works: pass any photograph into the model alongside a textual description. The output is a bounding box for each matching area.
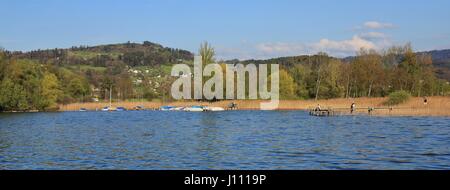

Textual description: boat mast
[109,84,112,107]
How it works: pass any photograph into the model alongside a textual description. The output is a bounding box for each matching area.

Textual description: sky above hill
[1,0,450,60]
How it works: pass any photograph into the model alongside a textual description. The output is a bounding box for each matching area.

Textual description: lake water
[0,111,449,170]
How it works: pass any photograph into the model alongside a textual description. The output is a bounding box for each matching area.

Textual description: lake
[0,111,449,170]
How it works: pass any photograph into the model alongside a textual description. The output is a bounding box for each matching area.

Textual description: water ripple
[0,111,449,169]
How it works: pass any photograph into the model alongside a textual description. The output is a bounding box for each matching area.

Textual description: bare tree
[199,42,215,65]
[314,52,328,101]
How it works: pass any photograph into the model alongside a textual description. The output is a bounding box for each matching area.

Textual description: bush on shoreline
[384,90,411,106]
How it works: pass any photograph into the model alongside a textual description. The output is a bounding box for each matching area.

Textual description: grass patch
[384,90,411,106]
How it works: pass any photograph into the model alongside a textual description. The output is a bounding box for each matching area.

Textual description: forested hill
[5,41,194,67]
[4,41,450,81]
[228,49,450,81]
[0,41,195,111]
[419,49,450,81]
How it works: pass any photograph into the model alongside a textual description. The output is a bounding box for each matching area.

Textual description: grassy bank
[59,96,450,116]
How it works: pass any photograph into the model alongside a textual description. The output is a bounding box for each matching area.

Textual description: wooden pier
[309,108,334,117]
[309,106,397,117]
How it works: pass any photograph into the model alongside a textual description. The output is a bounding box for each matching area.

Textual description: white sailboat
[184,106,205,112]
[102,85,113,111]
[204,106,225,112]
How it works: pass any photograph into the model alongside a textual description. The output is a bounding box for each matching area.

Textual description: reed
[59,96,450,116]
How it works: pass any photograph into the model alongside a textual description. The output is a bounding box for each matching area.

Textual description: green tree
[279,69,297,99]
[54,68,91,104]
[68,78,90,100]
[0,78,29,111]
[36,73,61,110]
[290,64,311,99]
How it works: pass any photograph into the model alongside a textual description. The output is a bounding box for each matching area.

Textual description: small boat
[134,105,144,110]
[101,107,110,111]
[79,108,87,112]
[160,106,175,111]
[116,107,127,111]
[184,106,205,112]
[204,107,225,112]
[169,107,185,111]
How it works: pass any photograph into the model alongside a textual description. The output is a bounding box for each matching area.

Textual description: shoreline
[57,96,450,117]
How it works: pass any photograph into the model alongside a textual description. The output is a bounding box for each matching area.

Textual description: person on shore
[228,102,238,110]
[423,97,428,105]
[351,102,356,114]
[315,104,321,111]
[368,107,374,115]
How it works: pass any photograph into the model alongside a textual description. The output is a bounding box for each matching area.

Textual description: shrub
[384,90,411,106]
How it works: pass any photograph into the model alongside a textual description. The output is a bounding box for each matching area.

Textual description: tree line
[242,43,450,100]
[0,49,173,112]
[0,52,93,111]
[1,43,449,112]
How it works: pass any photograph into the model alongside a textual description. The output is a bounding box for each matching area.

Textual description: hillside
[5,42,450,81]
[6,41,194,67]
[0,41,196,111]
[419,49,450,81]
[230,49,450,82]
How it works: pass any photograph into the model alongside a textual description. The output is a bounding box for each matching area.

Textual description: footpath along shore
[58,97,450,117]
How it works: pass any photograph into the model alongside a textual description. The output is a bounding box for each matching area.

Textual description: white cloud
[313,36,377,54]
[253,36,379,58]
[362,21,395,29]
[256,42,306,56]
[359,32,387,40]
[215,22,397,60]
[216,34,393,60]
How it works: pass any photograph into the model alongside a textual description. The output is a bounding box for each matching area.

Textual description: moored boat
[134,105,144,110]
[184,106,205,112]
[160,106,175,111]
[169,107,185,111]
[204,107,225,112]
[116,107,127,111]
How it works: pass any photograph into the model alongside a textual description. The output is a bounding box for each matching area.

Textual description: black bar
[1,170,448,189]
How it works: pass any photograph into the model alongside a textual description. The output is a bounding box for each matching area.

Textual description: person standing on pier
[315,104,321,111]
[351,102,356,114]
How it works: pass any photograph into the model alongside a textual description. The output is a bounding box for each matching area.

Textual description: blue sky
[1,0,450,59]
